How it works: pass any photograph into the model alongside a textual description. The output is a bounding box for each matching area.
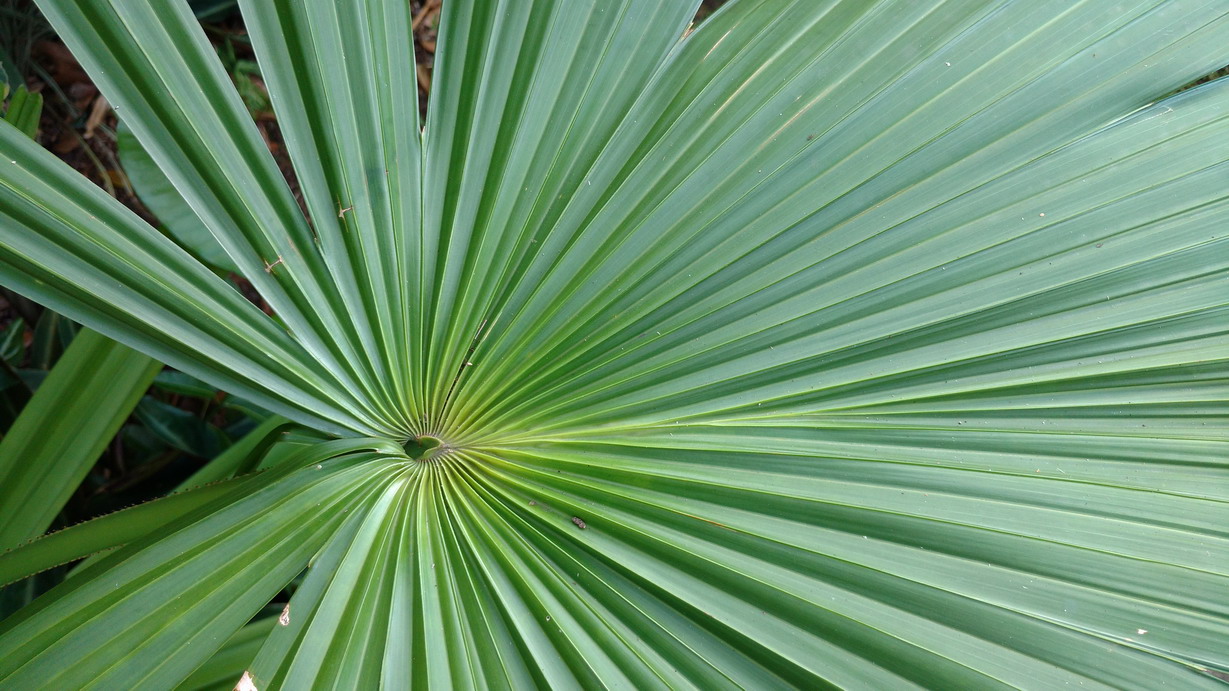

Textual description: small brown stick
[83,94,110,139]
[411,0,441,31]
[416,63,432,96]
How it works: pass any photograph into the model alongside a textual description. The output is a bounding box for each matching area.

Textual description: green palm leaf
[0,0,1226,687]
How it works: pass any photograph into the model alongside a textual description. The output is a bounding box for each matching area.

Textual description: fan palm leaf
[0,0,1226,687]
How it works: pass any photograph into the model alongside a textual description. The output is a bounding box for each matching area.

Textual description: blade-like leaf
[60,416,297,580]
[1,85,42,139]
[247,464,427,687]
[176,617,276,691]
[115,122,237,273]
[459,0,1229,437]
[419,0,701,430]
[0,476,250,587]
[0,328,160,550]
[0,118,380,436]
[31,0,405,435]
[240,0,424,431]
[0,439,404,688]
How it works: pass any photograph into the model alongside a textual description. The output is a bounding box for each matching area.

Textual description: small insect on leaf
[571,516,587,530]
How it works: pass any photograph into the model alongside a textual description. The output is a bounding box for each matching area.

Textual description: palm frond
[0,0,1225,686]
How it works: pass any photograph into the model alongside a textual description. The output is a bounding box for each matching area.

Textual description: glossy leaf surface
[0,0,1226,687]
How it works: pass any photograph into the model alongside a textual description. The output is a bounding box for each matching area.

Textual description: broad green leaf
[0,85,41,140]
[0,328,160,550]
[0,0,1226,688]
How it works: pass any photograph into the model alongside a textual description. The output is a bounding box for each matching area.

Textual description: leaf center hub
[401,435,443,461]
